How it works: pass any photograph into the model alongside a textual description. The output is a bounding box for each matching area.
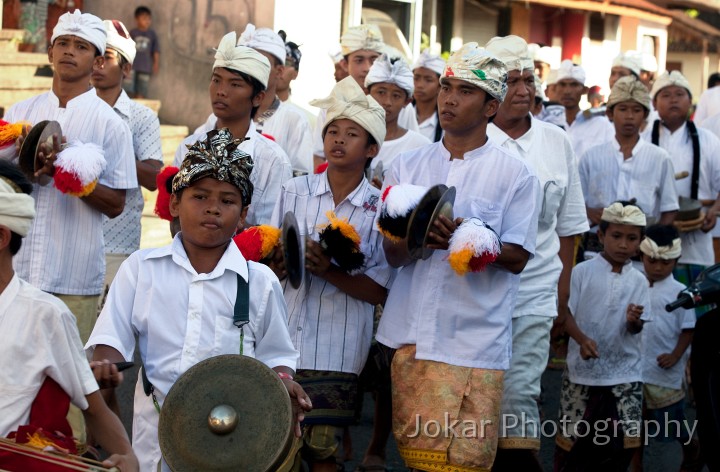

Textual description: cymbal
[18,120,60,186]
[282,211,304,289]
[158,355,294,472]
[407,185,456,260]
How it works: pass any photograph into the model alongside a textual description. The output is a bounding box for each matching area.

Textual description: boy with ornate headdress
[270,76,393,472]
[0,160,138,472]
[377,42,539,472]
[484,35,588,471]
[173,30,292,226]
[87,129,311,471]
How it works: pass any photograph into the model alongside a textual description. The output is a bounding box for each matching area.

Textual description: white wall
[666,52,720,101]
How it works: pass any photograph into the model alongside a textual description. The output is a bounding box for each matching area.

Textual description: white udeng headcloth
[213,32,271,89]
[650,70,692,99]
[341,24,385,56]
[485,35,533,72]
[238,23,286,64]
[601,202,646,226]
[0,177,35,237]
[51,9,106,55]
[640,237,682,260]
[612,51,642,77]
[443,42,508,101]
[412,49,445,76]
[365,54,414,96]
[103,19,136,64]
[555,59,586,85]
[311,76,386,147]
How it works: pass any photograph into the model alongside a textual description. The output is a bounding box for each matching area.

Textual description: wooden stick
[0,438,113,471]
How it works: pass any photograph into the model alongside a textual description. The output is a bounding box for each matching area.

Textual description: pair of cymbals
[18,120,61,186]
[406,184,456,260]
[282,212,304,289]
[158,355,295,472]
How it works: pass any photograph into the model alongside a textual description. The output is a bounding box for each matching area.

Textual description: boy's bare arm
[657,329,694,369]
[272,366,312,438]
[492,243,531,274]
[552,235,576,339]
[82,185,126,218]
[564,310,599,359]
[83,391,139,471]
[92,345,126,389]
[658,210,677,226]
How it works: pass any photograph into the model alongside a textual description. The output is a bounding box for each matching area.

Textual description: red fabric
[468,253,498,272]
[233,228,263,262]
[260,133,276,142]
[381,185,392,202]
[52,169,83,195]
[154,166,179,221]
[315,162,328,174]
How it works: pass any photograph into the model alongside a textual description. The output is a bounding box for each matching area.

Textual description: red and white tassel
[53,141,106,197]
[448,218,502,275]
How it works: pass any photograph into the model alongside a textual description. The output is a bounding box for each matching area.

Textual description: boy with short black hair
[555,201,651,471]
[271,76,393,472]
[87,129,310,471]
[126,5,160,99]
[412,49,445,142]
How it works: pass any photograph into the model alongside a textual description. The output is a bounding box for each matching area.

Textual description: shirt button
[297,327,302,331]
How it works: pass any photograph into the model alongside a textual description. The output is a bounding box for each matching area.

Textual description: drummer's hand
[90,359,124,389]
[35,133,65,178]
[282,379,313,438]
[702,208,717,233]
[267,244,287,280]
[103,451,139,472]
[427,216,463,250]
[306,239,332,277]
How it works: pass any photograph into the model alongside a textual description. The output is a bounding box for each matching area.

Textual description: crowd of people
[0,6,719,472]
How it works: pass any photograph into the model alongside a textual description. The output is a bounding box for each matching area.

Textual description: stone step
[0,76,52,113]
[135,98,161,115]
[0,52,51,78]
[160,125,189,166]
[0,30,24,52]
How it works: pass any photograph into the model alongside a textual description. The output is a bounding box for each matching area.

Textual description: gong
[406,184,456,260]
[158,355,294,472]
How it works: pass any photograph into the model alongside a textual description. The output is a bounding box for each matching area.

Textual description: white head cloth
[485,35,533,72]
[340,24,385,56]
[601,202,646,226]
[612,51,642,77]
[556,59,586,85]
[310,76,386,147]
[641,53,658,73]
[533,46,554,66]
[103,19,136,64]
[413,49,445,76]
[365,54,414,96]
[0,178,35,237]
[607,76,650,110]
[545,69,559,86]
[640,237,682,260]
[238,23,286,64]
[443,42,508,101]
[329,43,344,64]
[534,75,546,101]
[51,9,106,55]
[650,70,691,99]
[213,32,271,89]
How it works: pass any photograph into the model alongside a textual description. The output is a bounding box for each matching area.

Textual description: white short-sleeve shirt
[488,117,589,318]
[566,111,615,160]
[174,121,292,226]
[0,275,99,436]
[369,129,430,179]
[642,276,695,390]
[270,172,394,375]
[567,255,651,386]
[376,139,540,370]
[4,89,137,295]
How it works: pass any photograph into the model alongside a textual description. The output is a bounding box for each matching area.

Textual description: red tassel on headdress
[154,166,179,221]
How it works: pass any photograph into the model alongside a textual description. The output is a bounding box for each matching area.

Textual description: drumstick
[0,442,94,471]
[675,171,689,180]
[0,437,117,471]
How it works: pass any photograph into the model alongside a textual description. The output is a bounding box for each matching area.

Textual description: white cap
[103,19,136,64]
[650,70,692,99]
[533,46,554,66]
[412,49,445,76]
[555,59,586,86]
[641,53,658,73]
[485,35,533,72]
[213,32,271,89]
[51,9,106,55]
[238,24,286,64]
[365,54,414,96]
[612,51,642,77]
[340,24,385,56]
[443,42,508,101]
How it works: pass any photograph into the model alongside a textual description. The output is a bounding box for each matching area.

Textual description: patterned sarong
[391,345,504,472]
[295,370,359,427]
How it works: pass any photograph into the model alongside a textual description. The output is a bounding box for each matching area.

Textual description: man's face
[346,50,380,90]
[437,78,498,135]
[534,61,550,82]
[609,66,634,89]
[413,67,440,103]
[257,50,283,91]
[277,64,298,93]
[607,101,647,138]
[48,35,102,82]
[555,78,585,109]
[653,85,691,125]
[209,67,263,122]
[369,83,411,124]
[334,61,349,82]
[91,48,127,90]
[497,69,535,121]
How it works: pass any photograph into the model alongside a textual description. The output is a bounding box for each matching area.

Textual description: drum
[0,437,117,471]
[158,355,295,472]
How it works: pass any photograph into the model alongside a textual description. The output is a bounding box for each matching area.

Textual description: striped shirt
[3,88,137,295]
[270,172,394,375]
[641,122,720,265]
[579,137,678,222]
[174,121,292,226]
[103,90,163,254]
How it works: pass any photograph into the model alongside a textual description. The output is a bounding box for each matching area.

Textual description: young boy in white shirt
[365,54,430,187]
[555,202,651,472]
[635,225,698,471]
[412,49,445,142]
[87,128,311,471]
[270,76,393,472]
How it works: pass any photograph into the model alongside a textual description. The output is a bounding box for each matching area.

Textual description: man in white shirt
[92,19,163,300]
[693,73,720,125]
[377,42,539,472]
[555,60,615,159]
[412,49,445,142]
[485,35,588,471]
[641,71,720,308]
[1,10,137,343]
[173,31,292,226]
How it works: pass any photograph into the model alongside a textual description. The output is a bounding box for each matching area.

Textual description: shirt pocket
[540,181,566,226]
[626,181,657,218]
[468,198,503,233]
[213,314,243,356]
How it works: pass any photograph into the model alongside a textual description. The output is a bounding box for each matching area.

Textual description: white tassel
[55,140,106,185]
[382,184,427,218]
[449,218,502,256]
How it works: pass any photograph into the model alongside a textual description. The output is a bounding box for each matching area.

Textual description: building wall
[667,52,720,100]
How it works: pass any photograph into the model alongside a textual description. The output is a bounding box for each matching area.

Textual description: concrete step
[0,29,24,52]
[0,52,51,78]
[135,98,161,115]
[160,124,189,166]
[0,76,52,112]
